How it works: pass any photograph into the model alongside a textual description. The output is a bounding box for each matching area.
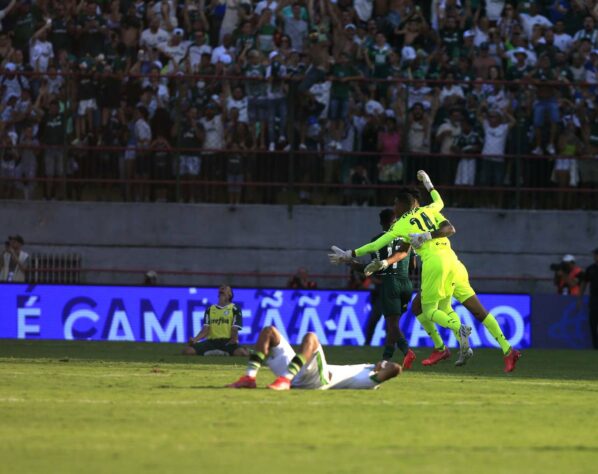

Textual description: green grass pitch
[1,340,597,474]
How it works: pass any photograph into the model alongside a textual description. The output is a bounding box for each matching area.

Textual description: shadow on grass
[2,339,598,382]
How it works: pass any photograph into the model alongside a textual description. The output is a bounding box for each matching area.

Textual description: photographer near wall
[0,235,28,282]
[552,255,582,296]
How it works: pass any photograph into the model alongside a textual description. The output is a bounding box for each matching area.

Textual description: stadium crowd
[0,0,597,206]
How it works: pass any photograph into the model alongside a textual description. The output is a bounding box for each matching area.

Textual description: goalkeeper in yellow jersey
[330,172,474,362]
[366,173,521,372]
[335,171,522,372]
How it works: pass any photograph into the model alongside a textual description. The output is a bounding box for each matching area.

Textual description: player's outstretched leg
[412,294,451,366]
[422,302,471,352]
[268,332,320,391]
[382,314,399,361]
[420,257,471,361]
[227,325,281,388]
[436,296,474,367]
[383,315,416,369]
[461,295,522,372]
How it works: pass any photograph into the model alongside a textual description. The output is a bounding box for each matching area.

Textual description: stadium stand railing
[1,72,597,210]
[29,253,82,284]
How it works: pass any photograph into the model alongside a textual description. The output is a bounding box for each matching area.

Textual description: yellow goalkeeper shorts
[420,252,476,305]
[452,259,476,304]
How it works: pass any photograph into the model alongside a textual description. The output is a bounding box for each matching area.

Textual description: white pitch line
[0,397,546,406]
[0,371,175,378]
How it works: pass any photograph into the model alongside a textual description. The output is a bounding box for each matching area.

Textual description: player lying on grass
[329,208,416,369]
[182,285,250,357]
[362,172,521,372]
[330,173,473,362]
[228,326,402,390]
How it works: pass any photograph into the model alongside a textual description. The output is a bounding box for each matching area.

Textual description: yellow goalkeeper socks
[423,303,461,333]
[416,313,445,350]
[483,313,511,355]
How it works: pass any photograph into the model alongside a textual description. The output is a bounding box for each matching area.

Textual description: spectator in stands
[288,267,318,289]
[266,50,288,150]
[377,111,402,187]
[572,16,598,48]
[555,113,584,209]
[329,52,360,134]
[177,106,203,203]
[405,100,436,175]
[0,235,29,282]
[74,59,98,144]
[453,116,482,190]
[144,270,158,285]
[140,17,171,51]
[1,63,29,103]
[554,254,582,296]
[0,0,593,209]
[0,136,16,199]
[477,105,516,188]
[434,107,461,181]
[133,105,152,201]
[579,248,598,349]
[226,122,253,210]
[16,123,38,200]
[200,101,225,200]
[531,54,559,156]
[39,99,65,200]
[0,0,16,31]
[239,48,268,148]
[281,3,308,52]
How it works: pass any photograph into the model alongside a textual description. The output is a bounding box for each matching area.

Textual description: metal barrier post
[402,84,409,186]
[287,81,297,217]
[515,121,523,209]
[174,77,182,202]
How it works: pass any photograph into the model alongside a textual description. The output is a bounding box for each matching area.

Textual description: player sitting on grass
[182,285,250,357]
[227,326,402,390]
[363,171,521,372]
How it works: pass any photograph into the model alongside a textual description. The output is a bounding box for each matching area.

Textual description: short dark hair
[395,187,420,207]
[221,284,234,302]
[379,208,395,227]
[137,106,148,119]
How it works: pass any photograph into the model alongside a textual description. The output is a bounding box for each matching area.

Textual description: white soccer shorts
[266,336,330,389]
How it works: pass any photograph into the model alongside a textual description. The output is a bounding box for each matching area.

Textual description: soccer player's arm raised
[329,170,440,264]
[409,170,454,248]
[418,169,444,212]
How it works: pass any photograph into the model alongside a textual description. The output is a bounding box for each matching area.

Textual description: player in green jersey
[330,209,416,368]
[182,285,250,356]
[362,172,522,372]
